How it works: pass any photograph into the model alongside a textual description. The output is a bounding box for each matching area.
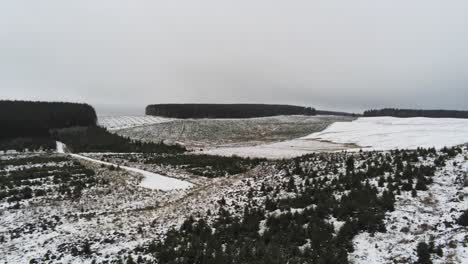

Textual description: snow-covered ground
[113,115,355,147]
[98,116,174,130]
[305,117,468,150]
[56,142,193,191]
[350,149,468,264]
[204,116,468,159]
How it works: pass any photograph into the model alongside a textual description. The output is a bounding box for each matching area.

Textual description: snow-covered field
[99,116,174,130]
[200,117,468,159]
[198,139,354,159]
[305,117,468,150]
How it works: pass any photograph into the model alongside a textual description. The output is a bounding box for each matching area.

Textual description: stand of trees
[0,100,184,153]
[316,110,359,117]
[0,137,56,152]
[146,104,316,119]
[364,108,468,118]
[143,154,265,177]
[52,126,186,153]
[0,100,97,139]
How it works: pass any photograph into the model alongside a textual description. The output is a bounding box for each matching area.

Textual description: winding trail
[56,142,193,191]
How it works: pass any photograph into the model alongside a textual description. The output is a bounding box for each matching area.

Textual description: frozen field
[305,117,468,150]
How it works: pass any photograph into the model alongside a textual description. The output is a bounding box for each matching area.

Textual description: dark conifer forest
[52,126,186,154]
[146,104,316,118]
[364,108,468,118]
[0,100,184,153]
[0,100,97,139]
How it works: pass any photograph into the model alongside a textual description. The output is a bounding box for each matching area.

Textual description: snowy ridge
[304,117,468,150]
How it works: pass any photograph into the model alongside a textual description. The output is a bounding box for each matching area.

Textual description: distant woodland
[146,104,316,118]
[0,100,97,139]
[364,108,468,118]
[53,126,186,154]
[0,100,184,153]
[316,110,359,117]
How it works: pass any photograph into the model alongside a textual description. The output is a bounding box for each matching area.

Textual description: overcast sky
[1,1,468,114]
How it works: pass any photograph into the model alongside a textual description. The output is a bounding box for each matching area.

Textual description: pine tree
[416,242,432,264]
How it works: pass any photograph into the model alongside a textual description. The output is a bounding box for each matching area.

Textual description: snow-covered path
[56,142,193,191]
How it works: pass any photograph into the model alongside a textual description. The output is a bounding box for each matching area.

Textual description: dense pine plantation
[146,104,316,119]
[363,108,468,118]
[0,100,97,139]
[133,146,463,264]
[52,126,186,154]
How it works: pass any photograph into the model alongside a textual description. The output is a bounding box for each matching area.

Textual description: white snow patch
[304,117,468,150]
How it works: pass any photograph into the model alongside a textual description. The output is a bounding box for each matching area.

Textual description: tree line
[0,100,97,139]
[364,108,468,118]
[0,100,185,153]
[146,104,316,119]
[52,126,186,154]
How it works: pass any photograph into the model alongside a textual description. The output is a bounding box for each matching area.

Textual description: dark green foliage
[416,242,433,264]
[53,126,186,153]
[0,156,100,203]
[457,210,468,226]
[0,137,56,152]
[0,100,97,139]
[364,108,468,119]
[146,104,316,119]
[346,156,355,173]
[143,154,265,177]
[0,155,68,167]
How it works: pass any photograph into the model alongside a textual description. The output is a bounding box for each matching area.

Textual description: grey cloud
[1,0,467,114]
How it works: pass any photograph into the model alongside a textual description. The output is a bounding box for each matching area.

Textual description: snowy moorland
[1,115,467,263]
[99,116,174,130]
[200,117,468,159]
[113,115,355,148]
[1,144,466,263]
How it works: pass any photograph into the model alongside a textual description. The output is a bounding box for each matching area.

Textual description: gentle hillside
[146,104,316,118]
